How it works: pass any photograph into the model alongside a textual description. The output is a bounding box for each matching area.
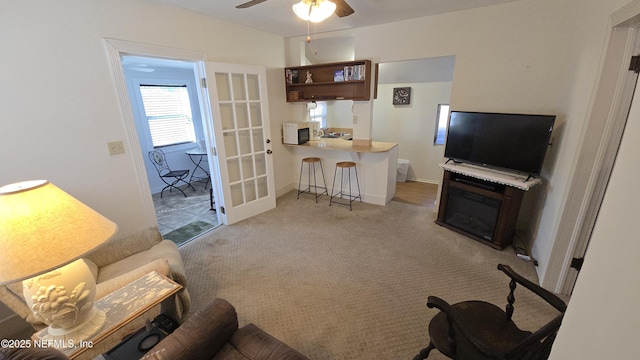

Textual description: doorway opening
[121,55,220,245]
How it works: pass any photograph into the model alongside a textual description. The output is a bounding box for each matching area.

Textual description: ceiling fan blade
[236,0,268,9]
[333,0,354,17]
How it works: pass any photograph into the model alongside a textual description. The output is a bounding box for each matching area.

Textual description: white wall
[0,0,290,234]
[549,57,640,360]
[288,0,632,289]
[326,100,354,128]
[373,82,452,183]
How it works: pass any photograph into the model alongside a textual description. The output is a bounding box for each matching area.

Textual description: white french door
[203,62,275,224]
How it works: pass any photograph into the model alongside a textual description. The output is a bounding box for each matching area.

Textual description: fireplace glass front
[443,187,501,241]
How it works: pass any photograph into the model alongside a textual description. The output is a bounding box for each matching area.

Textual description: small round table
[186,148,210,189]
[186,149,215,211]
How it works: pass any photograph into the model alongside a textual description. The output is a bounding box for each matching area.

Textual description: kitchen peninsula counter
[292,138,398,153]
[285,138,399,205]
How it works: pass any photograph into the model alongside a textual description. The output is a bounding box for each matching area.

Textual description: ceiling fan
[236,0,355,18]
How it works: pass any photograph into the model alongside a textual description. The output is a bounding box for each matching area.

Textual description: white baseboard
[404,177,440,185]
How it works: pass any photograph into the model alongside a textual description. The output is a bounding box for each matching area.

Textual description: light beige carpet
[179,191,561,360]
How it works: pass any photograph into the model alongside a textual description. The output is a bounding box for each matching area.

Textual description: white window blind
[309,101,327,127]
[140,85,196,147]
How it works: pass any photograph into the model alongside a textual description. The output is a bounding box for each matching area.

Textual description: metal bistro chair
[414,264,567,360]
[148,149,195,198]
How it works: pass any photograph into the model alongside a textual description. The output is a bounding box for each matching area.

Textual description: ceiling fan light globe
[292,0,336,23]
[292,1,310,20]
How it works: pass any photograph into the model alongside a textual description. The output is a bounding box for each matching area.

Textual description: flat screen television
[444,111,555,177]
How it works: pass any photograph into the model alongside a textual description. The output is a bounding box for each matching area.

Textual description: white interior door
[204,62,275,224]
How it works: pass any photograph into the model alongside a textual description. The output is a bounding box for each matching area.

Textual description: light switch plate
[108,141,125,155]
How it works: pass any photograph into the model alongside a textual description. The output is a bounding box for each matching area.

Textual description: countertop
[288,138,398,153]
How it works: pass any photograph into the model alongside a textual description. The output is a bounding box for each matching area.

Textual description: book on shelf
[334,70,344,82]
[343,64,366,81]
[285,69,298,84]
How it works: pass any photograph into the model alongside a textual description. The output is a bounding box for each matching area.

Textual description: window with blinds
[434,104,450,145]
[140,84,196,147]
[309,101,327,127]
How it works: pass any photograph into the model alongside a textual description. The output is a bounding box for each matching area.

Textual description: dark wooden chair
[414,264,567,360]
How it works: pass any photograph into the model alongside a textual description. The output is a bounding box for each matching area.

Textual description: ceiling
[146,0,524,38]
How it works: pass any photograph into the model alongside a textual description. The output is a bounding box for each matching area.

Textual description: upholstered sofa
[0,298,310,360]
[0,226,190,330]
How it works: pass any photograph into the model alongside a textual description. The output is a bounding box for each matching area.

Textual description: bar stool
[297,157,328,202]
[330,161,362,211]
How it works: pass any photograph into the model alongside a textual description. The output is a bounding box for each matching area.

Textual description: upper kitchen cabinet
[284,60,373,102]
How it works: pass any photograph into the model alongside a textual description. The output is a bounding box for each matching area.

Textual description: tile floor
[151,181,219,238]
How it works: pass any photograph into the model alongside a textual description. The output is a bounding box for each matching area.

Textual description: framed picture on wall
[393,87,411,105]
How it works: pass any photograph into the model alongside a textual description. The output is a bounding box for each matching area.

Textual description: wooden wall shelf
[284,60,372,102]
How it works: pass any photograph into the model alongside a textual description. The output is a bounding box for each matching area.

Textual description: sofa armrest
[87,226,163,267]
[0,286,41,329]
[141,298,239,360]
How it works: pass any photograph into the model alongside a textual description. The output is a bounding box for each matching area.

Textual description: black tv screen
[444,111,555,176]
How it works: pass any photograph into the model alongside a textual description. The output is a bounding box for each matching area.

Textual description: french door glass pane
[238,130,252,155]
[255,153,266,177]
[223,132,238,157]
[252,129,265,152]
[257,176,268,198]
[232,73,246,100]
[242,155,255,178]
[216,73,231,101]
[244,179,257,202]
[227,158,241,183]
[235,104,249,129]
[249,103,262,127]
[219,104,234,130]
[246,74,260,100]
[230,183,243,206]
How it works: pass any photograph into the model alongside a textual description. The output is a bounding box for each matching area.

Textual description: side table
[32,271,182,360]
[186,148,215,210]
[186,148,211,189]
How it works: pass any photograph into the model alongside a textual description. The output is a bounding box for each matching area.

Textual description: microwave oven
[283,123,310,145]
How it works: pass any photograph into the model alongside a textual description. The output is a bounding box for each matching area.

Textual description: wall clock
[393,87,411,105]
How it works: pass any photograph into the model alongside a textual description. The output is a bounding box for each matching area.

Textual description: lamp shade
[0,180,117,285]
[293,0,336,23]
